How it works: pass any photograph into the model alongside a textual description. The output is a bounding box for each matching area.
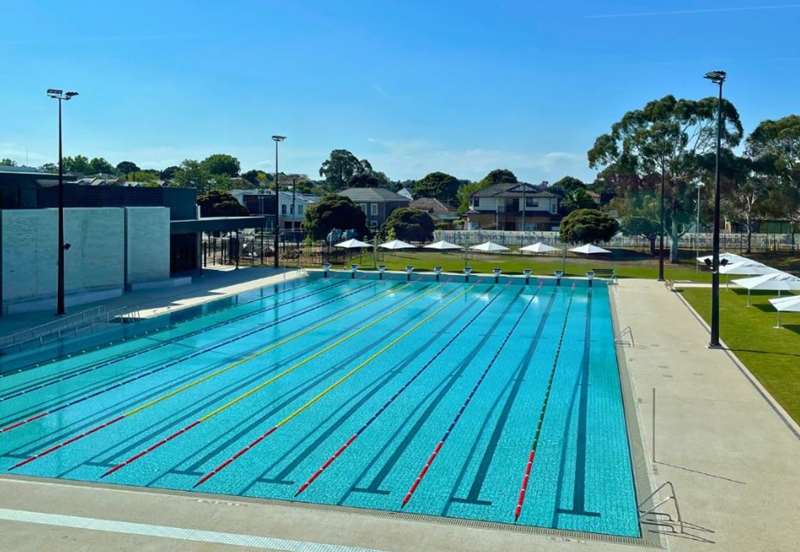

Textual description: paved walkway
[0,278,798,551]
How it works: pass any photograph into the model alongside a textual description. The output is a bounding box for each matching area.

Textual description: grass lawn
[331,250,715,281]
[679,286,800,424]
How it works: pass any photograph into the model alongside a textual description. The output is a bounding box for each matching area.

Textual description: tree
[319,149,373,191]
[561,187,598,213]
[347,172,386,188]
[382,208,435,242]
[303,194,368,240]
[201,154,240,177]
[88,157,115,175]
[116,161,140,175]
[559,208,619,244]
[588,95,743,261]
[242,169,269,187]
[160,165,181,181]
[39,163,58,173]
[551,176,585,195]
[63,155,92,174]
[1,158,17,167]
[746,115,800,242]
[173,159,212,193]
[616,193,660,254]
[412,172,460,205]
[126,170,161,186]
[197,190,249,217]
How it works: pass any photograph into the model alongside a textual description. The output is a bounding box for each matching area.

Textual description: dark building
[338,187,411,229]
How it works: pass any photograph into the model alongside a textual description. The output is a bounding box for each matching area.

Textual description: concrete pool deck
[1,277,798,551]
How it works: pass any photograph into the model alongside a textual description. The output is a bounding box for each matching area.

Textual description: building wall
[1,207,170,313]
[125,207,170,284]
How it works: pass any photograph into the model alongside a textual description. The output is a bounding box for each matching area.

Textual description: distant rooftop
[339,187,411,203]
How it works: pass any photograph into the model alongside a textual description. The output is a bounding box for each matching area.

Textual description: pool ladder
[616,326,635,348]
[638,481,715,543]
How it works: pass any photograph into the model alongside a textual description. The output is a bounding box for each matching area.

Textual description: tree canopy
[587,94,743,261]
[1,158,17,167]
[456,168,518,213]
[382,207,435,242]
[201,154,240,177]
[63,155,92,174]
[412,172,460,205]
[559,208,619,244]
[116,161,140,175]
[319,149,372,191]
[303,194,368,240]
[196,190,249,217]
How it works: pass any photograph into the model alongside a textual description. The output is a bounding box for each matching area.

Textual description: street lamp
[704,69,726,348]
[695,180,705,271]
[47,88,78,315]
[658,171,666,282]
[271,135,286,269]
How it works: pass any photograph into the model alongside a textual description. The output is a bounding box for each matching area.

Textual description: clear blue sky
[3,1,799,183]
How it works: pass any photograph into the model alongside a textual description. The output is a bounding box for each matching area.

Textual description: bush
[559,208,619,244]
[382,208,435,242]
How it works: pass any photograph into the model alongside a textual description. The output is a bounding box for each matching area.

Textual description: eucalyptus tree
[588,95,743,261]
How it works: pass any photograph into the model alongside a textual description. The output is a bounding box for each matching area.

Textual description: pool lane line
[6,283,411,470]
[97,282,443,479]
[446,285,560,511]
[0,286,404,433]
[400,284,543,509]
[0,279,339,403]
[513,283,577,522]
[342,285,525,501]
[0,278,315,393]
[294,282,512,497]
[192,281,469,488]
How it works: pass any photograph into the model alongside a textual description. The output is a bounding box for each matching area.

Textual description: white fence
[434,230,798,252]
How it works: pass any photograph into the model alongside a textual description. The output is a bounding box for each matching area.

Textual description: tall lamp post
[272,135,286,268]
[658,171,666,281]
[705,70,726,348]
[47,88,78,316]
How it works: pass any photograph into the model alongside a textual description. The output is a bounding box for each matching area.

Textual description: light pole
[658,170,665,281]
[705,70,726,348]
[272,135,286,268]
[47,88,78,316]
[695,180,704,271]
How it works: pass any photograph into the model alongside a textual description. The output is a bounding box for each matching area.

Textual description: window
[281,204,287,215]
[298,204,304,215]
[371,203,378,216]
[358,203,368,213]
[525,197,539,208]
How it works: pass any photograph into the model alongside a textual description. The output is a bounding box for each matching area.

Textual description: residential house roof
[409,197,454,214]
[339,187,411,203]
[471,182,558,198]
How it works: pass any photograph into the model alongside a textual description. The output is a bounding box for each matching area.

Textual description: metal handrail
[638,481,685,534]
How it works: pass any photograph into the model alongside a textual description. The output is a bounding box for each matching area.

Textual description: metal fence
[435,230,798,253]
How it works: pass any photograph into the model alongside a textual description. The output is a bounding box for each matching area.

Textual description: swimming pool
[0,276,640,538]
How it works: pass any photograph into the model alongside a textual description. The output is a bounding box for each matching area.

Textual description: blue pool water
[0,276,640,538]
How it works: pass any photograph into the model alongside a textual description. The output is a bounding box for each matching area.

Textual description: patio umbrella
[696,252,750,265]
[719,260,778,275]
[470,241,509,253]
[335,238,371,266]
[731,271,800,306]
[520,242,558,254]
[378,239,415,250]
[569,243,611,255]
[424,240,462,251]
[768,294,800,328]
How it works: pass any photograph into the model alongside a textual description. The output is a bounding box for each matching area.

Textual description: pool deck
[1,277,799,551]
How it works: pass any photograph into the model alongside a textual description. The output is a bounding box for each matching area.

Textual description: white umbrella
[424,240,462,251]
[769,294,800,328]
[697,252,749,265]
[335,238,371,249]
[569,243,611,255]
[719,260,778,275]
[470,241,509,253]
[520,242,558,254]
[379,239,415,250]
[731,271,800,305]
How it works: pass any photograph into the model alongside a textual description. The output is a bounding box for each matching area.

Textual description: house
[338,187,410,229]
[409,197,458,225]
[228,189,319,231]
[397,187,414,200]
[467,182,561,231]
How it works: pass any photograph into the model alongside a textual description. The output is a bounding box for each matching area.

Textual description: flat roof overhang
[170,216,268,234]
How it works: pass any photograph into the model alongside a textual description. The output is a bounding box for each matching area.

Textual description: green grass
[680,286,800,423]
[332,250,712,281]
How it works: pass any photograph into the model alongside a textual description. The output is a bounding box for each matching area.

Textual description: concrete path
[614,279,800,551]
[1,277,798,551]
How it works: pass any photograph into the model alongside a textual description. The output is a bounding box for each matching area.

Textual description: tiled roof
[339,187,411,202]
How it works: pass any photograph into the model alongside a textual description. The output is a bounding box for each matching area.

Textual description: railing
[0,304,138,353]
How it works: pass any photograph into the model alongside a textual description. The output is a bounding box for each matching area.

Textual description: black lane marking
[447,287,559,509]
[342,288,524,500]
[250,292,488,488]
[556,289,600,518]
[0,280,348,404]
